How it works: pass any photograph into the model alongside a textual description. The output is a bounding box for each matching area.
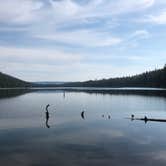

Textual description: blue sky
[0,0,166,81]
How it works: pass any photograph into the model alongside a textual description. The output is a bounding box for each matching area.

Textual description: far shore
[0,87,166,91]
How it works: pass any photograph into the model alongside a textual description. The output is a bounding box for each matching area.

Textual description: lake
[0,88,166,166]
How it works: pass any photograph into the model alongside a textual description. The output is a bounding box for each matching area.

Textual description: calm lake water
[0,88,166,166]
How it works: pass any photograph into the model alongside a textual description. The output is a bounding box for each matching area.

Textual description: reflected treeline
[0,89,33,99]
[1,88,166,99]
[63,91,65,99]
[57,89,166,98]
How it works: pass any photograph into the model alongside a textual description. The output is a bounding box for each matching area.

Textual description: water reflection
[81,111,85,120]
[0,89,32,99]
[131,114,135,121]
[1,88,166,99]
[45,104,50,128]
[101,114,111,119]
[1,90,166,166]
[134,117,166,123]
[63,91,66,99]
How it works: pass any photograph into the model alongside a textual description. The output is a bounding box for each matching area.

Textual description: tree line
[0,65,166,88]
[63,65,166,88]
[0,72,30,88]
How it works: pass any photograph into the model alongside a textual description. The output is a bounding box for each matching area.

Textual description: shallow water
[0,89,166,166]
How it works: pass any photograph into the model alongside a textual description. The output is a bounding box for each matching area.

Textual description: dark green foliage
[64,65,166,88]
[0,72,31,88]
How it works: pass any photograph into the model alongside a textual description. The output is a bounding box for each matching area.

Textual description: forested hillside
[0,72,30,88]
[64,65,166,88]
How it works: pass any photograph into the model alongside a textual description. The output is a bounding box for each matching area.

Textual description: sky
[0,0,166,82]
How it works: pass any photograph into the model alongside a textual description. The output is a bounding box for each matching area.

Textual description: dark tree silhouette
[0,72,30,88]
[62,65,166,88]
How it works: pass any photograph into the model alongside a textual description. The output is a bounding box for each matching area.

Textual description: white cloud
[145,11,166,24]
[0,27,28,32]
[0,46,165,81]
[0,62,73,81]
[0,46,82,64]
[130,30,150,39]
[0,46,84,81]
[0,0,155,25]
[118,30,151,49]
[49,0,81,17]
[0,0,43,24]
[36,29,122,47]
[108,0,155,15]
[0,0,156,49]
[31,0,154,48]
[47,0,155,22]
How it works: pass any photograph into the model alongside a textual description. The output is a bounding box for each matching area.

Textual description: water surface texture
[0,89,166,166]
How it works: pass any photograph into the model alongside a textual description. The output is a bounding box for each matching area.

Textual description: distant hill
[63,65,166,88]
[1,65,166,88]
[0,72,30,88]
